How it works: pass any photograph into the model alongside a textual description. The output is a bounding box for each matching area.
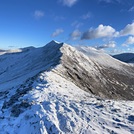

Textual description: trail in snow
[0,70,134,134]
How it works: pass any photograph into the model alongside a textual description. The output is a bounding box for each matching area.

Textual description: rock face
[54,43,134,100]
[0,40,134,100]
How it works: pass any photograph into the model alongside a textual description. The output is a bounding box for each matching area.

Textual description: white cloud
[96,41,116,49]
[129,6,134,12]
[70,29,81,40]
[71,21,83,28]
[110,48,125,54]
[81,23,134,40]
[122,36,134,46]
[59,0,77,7]
[126,36,134,44]
[52,29,64,37]
[81,12,91,20]
[120,23,134,36]
[34,10,44,19]
[81,24,117,40]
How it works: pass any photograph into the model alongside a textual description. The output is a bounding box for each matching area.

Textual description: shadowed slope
[113,53,134,63]
[0,41,63,90]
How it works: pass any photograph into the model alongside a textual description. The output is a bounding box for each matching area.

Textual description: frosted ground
[0,41,134,134]
[0,70,134,134]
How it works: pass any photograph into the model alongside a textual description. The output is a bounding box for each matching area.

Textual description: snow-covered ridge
[0,40,134,100]
[57,42,134,100]
[0,41,62,90]
[75,45,129,69]
[0,40,134,134]
[0,70,134,134]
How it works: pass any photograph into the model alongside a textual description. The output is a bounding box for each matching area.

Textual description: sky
[0,0,134,54]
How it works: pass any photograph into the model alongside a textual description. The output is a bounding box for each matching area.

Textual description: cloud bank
[81,22,134,40]
[81,24,117,40]
[96,41,116,49]
[120,23,134,36]
[126,36,134,44]
[122,36,134,46]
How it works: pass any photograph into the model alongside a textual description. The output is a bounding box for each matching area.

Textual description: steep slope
[55,44,134,100]
[113,53,134,63]
[0,70,134,134]
[0,41,134,100]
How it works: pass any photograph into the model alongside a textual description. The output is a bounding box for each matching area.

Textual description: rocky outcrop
[54,43,134,100]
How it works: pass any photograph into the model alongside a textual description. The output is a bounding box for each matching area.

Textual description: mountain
[1,41,134,100]
[0,41,134,134]
[113,53,134,63]
[0,49,6,55]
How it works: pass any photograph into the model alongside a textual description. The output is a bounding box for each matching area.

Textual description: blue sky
[0,0,134,54]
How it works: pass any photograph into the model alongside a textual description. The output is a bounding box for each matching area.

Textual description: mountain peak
[43,40,64,51]
[47,40,62,45]
[51,40,61,44]
[0,41,134,100]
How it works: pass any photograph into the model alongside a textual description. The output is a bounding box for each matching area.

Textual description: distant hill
[113,53,134,63]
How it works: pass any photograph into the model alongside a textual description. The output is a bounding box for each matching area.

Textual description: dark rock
[128,115,134,122]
